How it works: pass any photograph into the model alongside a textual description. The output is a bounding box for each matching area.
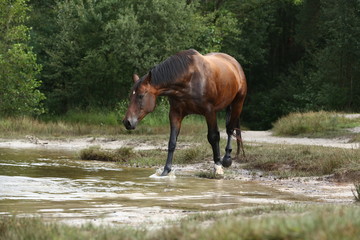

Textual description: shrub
[272,111,353,136]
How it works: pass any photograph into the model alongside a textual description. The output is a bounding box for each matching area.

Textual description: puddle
[1,148,313,226]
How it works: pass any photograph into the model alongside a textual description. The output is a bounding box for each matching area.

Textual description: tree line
[1,0,360,129]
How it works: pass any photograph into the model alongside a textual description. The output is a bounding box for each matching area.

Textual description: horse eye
[137,94,144,100]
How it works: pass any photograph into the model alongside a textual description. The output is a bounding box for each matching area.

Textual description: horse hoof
[161,169,171,176]
[222,156,232,168]
[214,164,224,175]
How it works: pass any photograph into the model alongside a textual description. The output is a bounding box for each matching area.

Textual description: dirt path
[0,129,358,150]
[240,113,360,149]
[242,130,359,149]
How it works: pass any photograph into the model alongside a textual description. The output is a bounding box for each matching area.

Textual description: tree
[0,0,44,116]
[313,0,360,110]
[220,0,303,129]
[25,0,360,129]
[41,0,209,113]
[273,0,360,116]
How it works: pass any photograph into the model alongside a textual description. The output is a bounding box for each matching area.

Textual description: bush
[272,111,354,136]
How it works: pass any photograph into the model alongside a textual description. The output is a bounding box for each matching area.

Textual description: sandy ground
[0,136,165,151]
[0,128,359,151]
[242,130,359,149]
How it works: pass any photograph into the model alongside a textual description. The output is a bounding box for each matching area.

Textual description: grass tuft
[176,145,210,164]
[80,146,136,162]
[272,111,360,138]
[353,182,360,202]
[196,171,224,179]
[243,144,360,181]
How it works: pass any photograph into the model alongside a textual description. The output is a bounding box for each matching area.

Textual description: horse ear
[133,74,140,83]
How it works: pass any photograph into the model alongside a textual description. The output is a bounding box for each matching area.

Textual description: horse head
[122,73,157,130]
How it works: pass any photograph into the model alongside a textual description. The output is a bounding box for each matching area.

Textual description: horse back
[194,52,246,110]
[204,52,246,87]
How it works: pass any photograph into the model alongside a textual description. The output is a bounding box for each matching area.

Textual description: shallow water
[0,148,309,226]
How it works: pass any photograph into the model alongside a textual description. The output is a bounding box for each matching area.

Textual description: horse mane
[150,49,198,86]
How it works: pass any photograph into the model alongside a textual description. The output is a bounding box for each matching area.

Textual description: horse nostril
[123,119,131,129]
[123,118,137,130]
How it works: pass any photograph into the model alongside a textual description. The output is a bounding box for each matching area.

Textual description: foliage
[222,0,305,129]
[0,0,44,116]
[314,0,360,110]
[39,0,213,112]
[1,0,359,127]
[249,0,360,129]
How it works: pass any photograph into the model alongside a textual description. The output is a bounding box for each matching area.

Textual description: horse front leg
[205,112,223,175]
[161,110,183,176]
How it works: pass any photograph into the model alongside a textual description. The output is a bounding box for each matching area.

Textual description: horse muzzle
[122,118,137,130]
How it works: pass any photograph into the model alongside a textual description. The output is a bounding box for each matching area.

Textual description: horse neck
[152,82,188,98]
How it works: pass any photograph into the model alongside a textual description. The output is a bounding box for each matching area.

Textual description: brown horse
[123,49,247,176]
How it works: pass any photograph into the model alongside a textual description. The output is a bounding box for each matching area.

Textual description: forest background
[1,0,360,130]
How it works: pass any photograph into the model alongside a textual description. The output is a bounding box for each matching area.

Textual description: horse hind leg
[222,99,245,167]
[222,106,233,167]
[234,121,245,160]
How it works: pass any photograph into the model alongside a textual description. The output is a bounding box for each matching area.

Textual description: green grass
[42,109,121,126]
[0,115,126,138]
[0,111,210,138]
[0,97,229,138]
[242,143,360,181]
[2,205,360,240]
[176,144,210,164]
[168,205,360,240]
[272,111,360,139]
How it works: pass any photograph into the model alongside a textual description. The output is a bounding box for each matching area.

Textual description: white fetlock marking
[149,168,176,179]
[214,165,224,175]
